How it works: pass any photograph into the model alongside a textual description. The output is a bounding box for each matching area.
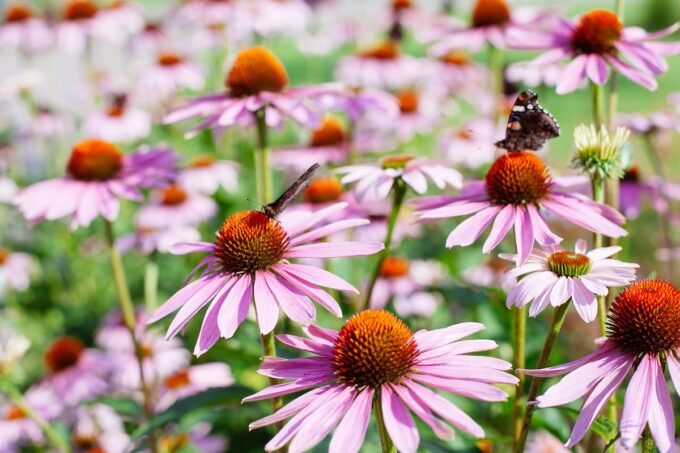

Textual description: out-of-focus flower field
[1,0,680,452]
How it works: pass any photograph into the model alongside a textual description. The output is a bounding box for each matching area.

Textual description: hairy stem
[363,179,408,310]
[514,302,570,453]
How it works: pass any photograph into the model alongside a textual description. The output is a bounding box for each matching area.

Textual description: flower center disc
[359,41,400,60]
[214,211,290,274]
[397,91,419,114]
[485,152,551,205]
[380,256,409,278]
[164,369,191,389]
[548,251,591,277]
[67,139,124,181]
[157,52,183,66]
[189,154,216,168]
[472,0,510,28]
[572,9,622,55]
[382,155,414,170]
[441,51,471,66]
[5,5,33,23]
[73,436,104,453]
[332,310,418,388]
[5,405,26,420]
[0,248,8,265]
[310,117,346,147]
[392,0,411,12]
[63,0,98,21]
[303,178,343,204]
[45,337,85,373]
[622,166,639,182]
[106,95,127,118]
[161,185,188,206]
[226,47,289,97]
[607,280,680,356]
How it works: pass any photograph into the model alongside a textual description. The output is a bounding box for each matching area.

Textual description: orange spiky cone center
[310,117,346,147]
[226,47,289,96]
[303,178,343,204]
[161,185,188,206]
[607,280,680,355]
[67,139,124,181]
[63,0,98,21]
[572,9,622,55]
[380,256,410,278]
[5,4,33,22]
[359,41,400,60]
[485,152,551,205]
[44,337,85,373]
[0,248,8,265]
[157,52,184,66]
[397,90,419,113]
[472,0,510,28]
[392,0,412,11]
[382,155,415,170]
[332,310,418,388]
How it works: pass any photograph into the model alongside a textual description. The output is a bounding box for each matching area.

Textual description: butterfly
[494,90,560,152]
[262,163,320,218]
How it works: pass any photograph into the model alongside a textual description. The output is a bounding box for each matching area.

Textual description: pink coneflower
[430,0,546,53]
[164,46,339,137]
[430,51,491,96]
[54,0,104,55]
[517,9,680,94]
[95,1,145,45]
[117,224,201,255]
[617,110,679,136]
[321,86,399,122]
[619,166,680,220]
[177,0,243,25]
[384,89,441,142]
[347,196,423,245]
[461,256,513,289]
[160,424,227,453]
[248,0,310,37]
[136,184,217,229]
[148,204,383,355]
[0,175,18,203]
[31,106,73,139]
[415,152,627,264]
[83,94,151,143]
[68,404,130,453]
[0,3,51,53]
[136,51,205,109]
[506,59,564,88]
[0,387,60,451]
[502,239,638,322]
[440,117,500,168]
[0,248,34,294]
[178,154,239,195]
[272,116,349,171]
[158,363,234,410]
[245,309,517,452]
[337,156,463,201]
[526,431,570,453]
[522,280,680,451]
[38,337,110,406]
[335,41,425,90]
[14,140,176,229]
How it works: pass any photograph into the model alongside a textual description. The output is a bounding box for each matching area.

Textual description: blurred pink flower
[245,310,517,452]
[619,167,680,220]
[83,95,151,143]
[14,140,176,229]
[68,404,130,453]
[158,363,234,410]
[320,86,399,123]
[429,51,491,95]
[521,280,680,452]
[248,0,310,37]
[515,10,680,94]
[525,431,569,453]
[136,184,217,229]
[136,51,205,109]
[439,117,500,168]
[0,248,34,294]
[148,204,383,355]
[117,225,201,255]
[0,387,60,451]
[178,155,239,195]
[415,152,627,264]
[502,239,638,322]
[0,3,51,52]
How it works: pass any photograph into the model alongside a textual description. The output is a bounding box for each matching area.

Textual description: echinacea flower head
[618,166,680,220]
[158,363,234,410]
[148,203,383,355]
[14,140,176,229]
[519,9,680,94]
[135,184,217,229]
[573,124,630,179]
[68,404,130,453]
[178,154,239,195]
[522,280,680,451]
[415,151,627,264]
[83,94,151,143]
[245,309,517,453]
[337,156,463,200]
[272,116,349,171]
[0,387,60,451]
[503,239,638,322]
[0,3,51,52]
[165,46,339,137]
[136,51,205,110]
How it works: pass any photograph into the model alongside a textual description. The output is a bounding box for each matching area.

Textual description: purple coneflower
[248,0,310,38]
[439,117,500,168]
[619,166,680,220]
[178,154,239,195]
[158,363,234,410]
[0,248,34,294]
[245,309,517,453]
[272,116,349,171]
[164,46,338,137]
[430,51,491,96]
[136,51,205,109]
[522,280,680,451]
[136,184,217,229]
[337,156,463,201]
[14,139,176,229]
[516,9,680,94]
[83,95,151,143]
[117,224,201,255]
[68,404,130,453]
[502,239,638,322]
[0,3,51,53]
[415,152,627,264]
[0,387,60,451]
[147,203,383,355]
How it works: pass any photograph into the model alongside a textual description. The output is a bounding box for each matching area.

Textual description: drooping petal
[556,54,589,94]
[329,388,374,453]
[253,272,280,334]
[381,386,419,453]
[217,276,252,339]
[445,206,500,248]
[620,355,656,448]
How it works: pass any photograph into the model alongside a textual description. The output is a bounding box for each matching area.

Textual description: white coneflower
[573,124,631,179]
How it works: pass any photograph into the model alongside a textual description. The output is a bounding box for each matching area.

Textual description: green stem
[512,306,526,450]
[0,377,71,453]
[514,302,571,453]
[144,255,159,313]
[488,45,504,123]
[103,221,159,453]
[641,428,655,453]
[259,329,284,432]
[363,180,408,310]
[591,175,608,336]
[254,109,273,206]
[374,390,397,453]
[591,83,605,129]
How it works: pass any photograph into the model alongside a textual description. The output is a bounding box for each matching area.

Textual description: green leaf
[89,396,143,418]
[557,407,617,440]
[131,386,251,441]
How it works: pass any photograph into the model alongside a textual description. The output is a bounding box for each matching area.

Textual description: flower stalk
[488,45,504,122]
[374,390,397,453]
[514,301,571,453]
[363,179,408,309]
[511,306,526,450]
[144,254,159,312]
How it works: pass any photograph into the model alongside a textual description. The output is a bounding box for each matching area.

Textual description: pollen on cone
[226,47,289,96]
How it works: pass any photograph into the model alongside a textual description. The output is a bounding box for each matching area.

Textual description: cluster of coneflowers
[0,0,680,452]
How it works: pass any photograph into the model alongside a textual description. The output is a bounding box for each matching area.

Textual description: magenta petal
[413,322,485,351]
[606,55,658,91]
[556,54,589,94]
[169,241,215,255]
[285,241,384,259]
[393,384,455,440]
[276,334,333,357]
[166,276,227,339]
[514,207,535,265]
[381,385,419,453]
[411,374,508,402]
[290,219,370,246]
[253,272,280,335]
[329,388,374,453]
[276,270,343,317]
[620,355,656,448]
[482,204,515,253]
[526,204,562,246]
[217,276,252,339]
[520,341,619,378]
[647,360,675,452]
[261,273,315,323]
[585,54,611,85]
[149,276,218,324]
[445,206,500,248]
[275,263,357,293]
[249,386,328,429]
[259,357,332,380]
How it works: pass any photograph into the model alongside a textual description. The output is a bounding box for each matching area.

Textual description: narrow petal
[586,54,611,85]
[217,276,252,339]
[329,388,374,453]
[647,361,675,453]
[445,206,500,248]
[620,355,656,448]
[515,207,535,264]
[381,386,419,453]
[254,272,280,334]
[556,55,589,94]
[393,384,455,440]
[165,276,228,339]
[275,263,357,293]
[483,204,515,253]
[285,242,384,259]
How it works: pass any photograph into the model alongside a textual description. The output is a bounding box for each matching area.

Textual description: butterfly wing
[263,163,320,218]
[495,90,560,152]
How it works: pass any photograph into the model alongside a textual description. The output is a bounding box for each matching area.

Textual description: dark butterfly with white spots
[495,90,560,152]
[262,163,320,218]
